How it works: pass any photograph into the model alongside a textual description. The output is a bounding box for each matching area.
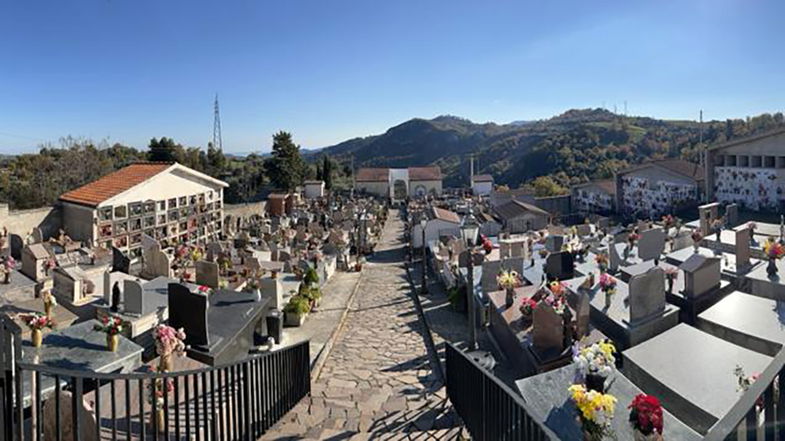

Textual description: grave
[525,302,571,373]
[545,235,564,253]
[111,247,130,274]
[623,324,772,434]
[21,243,51,282]
[726,203,739,227]
[637,227,666,262]
[626,267,666,324]
[195,260,220,288]
[123,280,144,317]
[168,282,214,349]
[545,251,574,281]
[680,254,721,299]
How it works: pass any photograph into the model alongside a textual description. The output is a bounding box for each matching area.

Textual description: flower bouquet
[627,232,640,247]
[691,230,703,253]
[569,384,616,441]
[20,312,54,347]
[734,364,763,410]
[519,296,538,319]
[573,340,616,393]
[549,280,565,297]
[93,314,124,351]
[153,325,186,372]
[543,293,567,316]
[764,239,785,276]
[595,253,609,273]
[482,236,493,254]
[197,285,213,296]
[629,394,664,441]
[599,273,617,309]
[497,269,523,308]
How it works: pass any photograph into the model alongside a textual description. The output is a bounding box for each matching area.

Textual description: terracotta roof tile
[356,168,390,182]
[472,174,494,183]
[431,206,461,224]
[59,162,172,207]
[408,166,442,181]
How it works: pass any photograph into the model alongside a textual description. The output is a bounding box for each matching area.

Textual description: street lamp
[420,217,428,295]
[461,210,480,350]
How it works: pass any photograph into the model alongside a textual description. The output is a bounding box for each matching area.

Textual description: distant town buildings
[355,166,442,200]
[59,162,227,257]
[707,127,785,212]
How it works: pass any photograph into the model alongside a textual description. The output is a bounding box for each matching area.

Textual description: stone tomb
[623,324,772,435]
[698,202,720,236]
[122,280,144,316]
[626,267,666,324]
[726,203,739,227]
[21,243,51,282]
[637,227,666,262]
[680,254,721,299]
[545,251,574,281]
[195,260,220,288]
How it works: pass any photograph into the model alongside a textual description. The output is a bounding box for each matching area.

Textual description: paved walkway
[262,211,465,440]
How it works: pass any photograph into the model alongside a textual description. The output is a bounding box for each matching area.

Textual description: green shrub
[304,267,320,286]
[284,296,310,315]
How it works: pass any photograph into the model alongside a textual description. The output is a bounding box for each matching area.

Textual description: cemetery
[409,191,785,440]
[0,169,389,439]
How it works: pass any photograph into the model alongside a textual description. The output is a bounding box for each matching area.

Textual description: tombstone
[168,283,211,348]
[531,302,564,351]
[9,234,23,260]
[735,227,751,271]
[22,243,49,281]
[627,267,666,324]
[322,243,340,256]
[680,254,721,299]
[110,282,122,312]
[277,250,291,263]
[698,202,720,236]
[246,256,262,272]
[195,260,220,288]
[637,227,666,261]
[637,220,650,233]
[671,232,693,252]
[103,269,112,305]
[608,240,621,273]
[545,235,564,253]
[545,251,574,281]
[112,247,130,274]
[726,203,739,228]
[31,227,44,243]
[143,247,171,279]
[480,260,502,293]
[575,292,591,337]
[206,242,224,262]
[123,280,144,316]
[596,217,610,231]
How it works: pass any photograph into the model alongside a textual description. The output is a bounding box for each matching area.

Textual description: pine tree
[322,155,333,190]
[264,131,306,191]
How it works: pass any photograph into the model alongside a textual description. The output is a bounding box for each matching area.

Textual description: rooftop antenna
[213,94,223,151]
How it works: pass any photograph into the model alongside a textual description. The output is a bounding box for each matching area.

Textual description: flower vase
[505,287,515,308]
[585,373,606,393]
[693,244,699,254]
[160,353,173,372]
[107,334,119,352]
[44,303,52,319]
[604,290,613,309]
[633,429,663,441]
[31,329,42,348]
[767,259,778,277]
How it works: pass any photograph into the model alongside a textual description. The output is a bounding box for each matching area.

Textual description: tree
[148,137,181,162]
[264,131,306,191]
[206,143,226,175]
[523,176,568,197]
[321,155,334,190]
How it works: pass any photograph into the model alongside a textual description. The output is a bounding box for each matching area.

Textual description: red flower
[629,394,663,434]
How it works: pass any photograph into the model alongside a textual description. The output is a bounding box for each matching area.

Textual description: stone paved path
[261,210,465,440]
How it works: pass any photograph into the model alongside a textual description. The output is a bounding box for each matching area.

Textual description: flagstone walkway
[261,210,465,440]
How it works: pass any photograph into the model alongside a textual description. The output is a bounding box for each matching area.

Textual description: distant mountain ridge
[316,108,785,189]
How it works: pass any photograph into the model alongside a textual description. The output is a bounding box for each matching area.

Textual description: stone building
[706,128,785,211]
[355,166,442,200]
[59,162,228,258]
[493,200,550,233]
[616,159,704,219]
[471,174,494,196]
[571,179,616,215]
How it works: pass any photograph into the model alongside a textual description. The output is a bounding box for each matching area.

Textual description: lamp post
[420,217,428,295]
[461,210,480,350]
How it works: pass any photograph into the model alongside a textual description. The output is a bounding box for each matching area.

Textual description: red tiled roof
[431,206,461,224]
[576,179,616,195]
[656,159,705,181]
[356,168,389,182]
[59,162,172,207]
[472,174,494,183]
[409,166,442,181]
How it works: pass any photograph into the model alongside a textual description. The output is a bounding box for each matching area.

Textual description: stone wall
[534,195,571,217]
[223,201,266,219]
[0,203,61,241]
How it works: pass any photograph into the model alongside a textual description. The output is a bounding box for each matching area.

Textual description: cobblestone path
[261,211,464,440]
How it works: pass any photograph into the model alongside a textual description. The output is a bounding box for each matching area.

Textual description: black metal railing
[0,317,310,441]
[445,343,556,440]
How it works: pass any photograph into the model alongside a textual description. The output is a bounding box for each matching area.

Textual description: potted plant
[763,239,784,277]
[573,340,616,393]
[497,269,523,309]
[664,267,678,294]
[93,314,124,352]
[304,267,320,287]
[599,273,617,309]
[568,384,617,441]
[21,312,54,348]
[628,394,664,441]
[152,324,186,372]
[284,295,310,327]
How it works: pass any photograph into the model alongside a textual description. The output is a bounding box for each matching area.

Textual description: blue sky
[1,0,783,153]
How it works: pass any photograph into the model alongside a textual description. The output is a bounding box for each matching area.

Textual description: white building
[471,174,494,196]
[707,128,785,211]
[616,159,704,219]
[410,206,461,248]
[572,179,616,215]
[355,166,443,200]
[59,162,228,258]
[303,180,325,199]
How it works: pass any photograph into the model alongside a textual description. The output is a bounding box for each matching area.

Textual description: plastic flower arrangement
[20,312,54,330]
[573,340,616,377]
[497,269,522,290]
[627,232,640,245]
[190,247,204,262]
[595,253,609,272]
[519,297,538,317]
[153,325,186,357]
[568,384,617,440]
[549,280,565,297]
[691,229,703,243]
[763,239,785,260]
[197,285,213,296]
[543,294,567,315]
[4,256,16,271]
[146,372,175,410]
[628,394,664,436]
[598,273,617,294]
[94,314,124,335]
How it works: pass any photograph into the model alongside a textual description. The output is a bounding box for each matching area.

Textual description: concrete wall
[0,203,61,241]
[411,220,460,248]
[472,181,493,196]
[356,181,389,197]
[224,201,266,219]
[534,195,571,217]
[61,203,96,244]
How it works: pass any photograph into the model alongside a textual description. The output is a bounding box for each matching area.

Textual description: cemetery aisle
[262,210,464,440]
